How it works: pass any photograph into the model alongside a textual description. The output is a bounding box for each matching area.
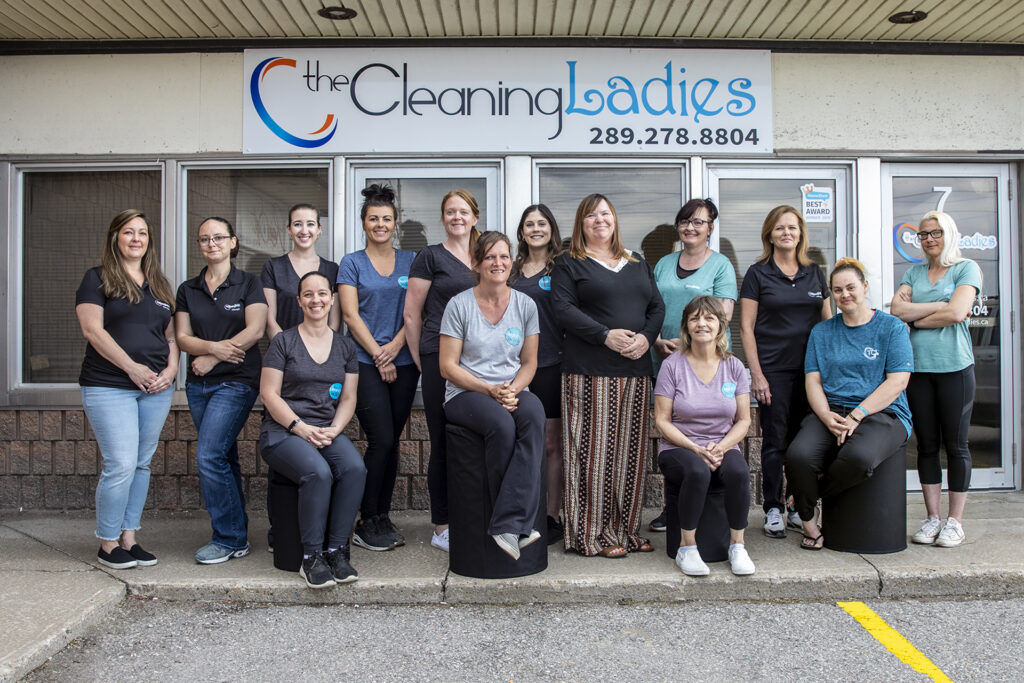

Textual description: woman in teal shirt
[650,197,737,532]
[891,211,982,548]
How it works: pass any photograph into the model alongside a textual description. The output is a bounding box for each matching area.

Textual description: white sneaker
[728,545,756,575]
[675,547,709,576]
[430,528,450,552]
[763,508,786,538]
[492,533,521,560]
[911,516,942,545]
[519,529,542,548]
[786,506,803,530]
[934,518,965,548]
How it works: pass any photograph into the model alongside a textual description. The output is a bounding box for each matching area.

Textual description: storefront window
[361,177,489,251]
[21,169,162,384]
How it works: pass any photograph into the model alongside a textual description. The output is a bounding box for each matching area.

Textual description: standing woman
[76,210,177,569]
[262,203,339,337]
[552,193,665,558]
[739,205,831,539]
[891,211,981,548]
[176,217,267,564]
[403,189,479,552]
[338,184,419,551]
[649,197,738,533]
[509,204,565,543]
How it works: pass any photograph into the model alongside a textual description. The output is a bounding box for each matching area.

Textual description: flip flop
[800,533,824,551]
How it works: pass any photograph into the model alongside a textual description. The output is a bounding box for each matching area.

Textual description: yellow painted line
[837,601,953,683]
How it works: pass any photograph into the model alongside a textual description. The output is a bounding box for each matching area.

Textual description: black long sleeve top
[551,251,665,378]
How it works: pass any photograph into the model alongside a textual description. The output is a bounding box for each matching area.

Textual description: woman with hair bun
[176,217,267,565]
[891,211,982,548]
[785,258,913,550]
[509,204,565,543]
[403,189,480,552]
[338,184,419,552]
[76,210,177,569]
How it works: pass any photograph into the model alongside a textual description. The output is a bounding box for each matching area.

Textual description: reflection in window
[361,177,489,251]
[22,170,162,383]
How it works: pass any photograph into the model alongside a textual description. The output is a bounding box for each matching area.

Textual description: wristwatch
[287,417,303,433]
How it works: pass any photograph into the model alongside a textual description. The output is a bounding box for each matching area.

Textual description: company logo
[505,327,523,346]
[154,300,171,311]
[398,275,409,289]
[893,223,924,264]
[329,382,343,399]
[223,303,242,312]
[721,381,737,398]
[943,284,955,300]
[807,290,822,299]
[251,57,338,148]
[863,346,879,360]
[538,275,552,291]
[684,283,703,290]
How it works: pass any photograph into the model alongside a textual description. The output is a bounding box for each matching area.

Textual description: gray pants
[260,429,366,554]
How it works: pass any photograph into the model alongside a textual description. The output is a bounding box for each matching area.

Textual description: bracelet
[908,320,917,330]
[287,417,303,433]
[849,413,862,424]
[854,405,869,418]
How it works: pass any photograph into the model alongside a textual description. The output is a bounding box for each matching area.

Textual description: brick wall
[0,408,763,512]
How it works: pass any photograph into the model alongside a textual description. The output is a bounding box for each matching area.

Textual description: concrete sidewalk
[3,492,1024,680]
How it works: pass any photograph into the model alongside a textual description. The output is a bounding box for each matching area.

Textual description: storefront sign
[800,183,833,223]
[243,48,772,154]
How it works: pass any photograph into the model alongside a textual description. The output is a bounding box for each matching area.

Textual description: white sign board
[243,48,772,154]
[801,183,834,223]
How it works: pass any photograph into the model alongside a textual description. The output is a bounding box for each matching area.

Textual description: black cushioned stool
[823,443,907,554]
[446,424,547,579]
[663,477,730,563]
[268,469,303,572]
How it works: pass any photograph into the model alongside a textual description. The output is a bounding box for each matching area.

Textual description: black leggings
[355,362,420,518]
[420,353,449,525]
[785,409,907,522]
[757,369,809,512]
[907,366,975,491]
[658,447,750,531]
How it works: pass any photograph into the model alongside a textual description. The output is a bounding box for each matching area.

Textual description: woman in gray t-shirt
[439,232,546,561]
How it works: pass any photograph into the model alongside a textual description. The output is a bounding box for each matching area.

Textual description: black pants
[259,430,366,555]
[785,409,908,521]
[658,447,749,530]
[758,369,810,512]
[907,366,975,491]
[420,352,449,525]
[355,362,420,518]
[444,390,545,536]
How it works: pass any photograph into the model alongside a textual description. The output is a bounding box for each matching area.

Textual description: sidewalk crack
[440,567,450,604]
[860,554,883,596]
[0,521,128,584]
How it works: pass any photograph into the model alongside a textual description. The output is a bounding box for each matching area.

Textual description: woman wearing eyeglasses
[176,217,267,565]
[891,211,982,548]
[648,198,737,533]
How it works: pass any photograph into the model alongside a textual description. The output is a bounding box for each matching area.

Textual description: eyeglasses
[919,229,944,241]
[679,219,710,228]
[197,235,232,246]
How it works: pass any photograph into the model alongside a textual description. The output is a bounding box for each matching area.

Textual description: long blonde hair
[920,210,969,267]
[568,193,636,262]
[100,210,175,309]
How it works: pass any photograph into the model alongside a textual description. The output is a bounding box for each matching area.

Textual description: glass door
[881,163,1016,490]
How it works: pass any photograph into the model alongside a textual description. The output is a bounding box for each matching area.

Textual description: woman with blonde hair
[891,211,982,547]
[552,193,665,558]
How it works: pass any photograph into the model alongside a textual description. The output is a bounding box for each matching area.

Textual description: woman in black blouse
[552,193,665,558]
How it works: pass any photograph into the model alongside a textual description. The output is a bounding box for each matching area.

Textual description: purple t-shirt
[654,352,750,453]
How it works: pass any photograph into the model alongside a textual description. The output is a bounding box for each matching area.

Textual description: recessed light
[318,5,358,21]
[888,10,928,24]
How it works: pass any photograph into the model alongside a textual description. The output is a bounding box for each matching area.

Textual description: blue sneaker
[195,542,250,565]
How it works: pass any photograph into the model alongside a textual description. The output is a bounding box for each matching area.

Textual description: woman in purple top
[654,296,754,577]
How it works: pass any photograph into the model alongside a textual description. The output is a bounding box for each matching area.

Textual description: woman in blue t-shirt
[76,210,177,570]
[890,211,982,548]
[338,184,418,553]
[509,204,565,544]
[786,258,913,550]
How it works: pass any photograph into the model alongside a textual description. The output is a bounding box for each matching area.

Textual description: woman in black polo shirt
[175,217,267,565]
[739,205,831,539]
[76,210,177,570]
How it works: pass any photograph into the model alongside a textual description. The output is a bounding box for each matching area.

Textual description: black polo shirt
[739,259,829,373]
[175,265,267,387]
[408,244,476,355]
[76,267,174,390]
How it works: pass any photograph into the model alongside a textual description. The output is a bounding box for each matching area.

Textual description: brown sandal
[634,542,655,553]
[596,545,628,558]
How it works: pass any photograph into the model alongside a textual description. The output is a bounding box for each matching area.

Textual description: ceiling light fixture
[888,10,928,24]
[318,4,358,21]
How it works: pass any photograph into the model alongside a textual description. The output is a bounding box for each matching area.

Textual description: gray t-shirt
[440,288,539,403]
[260,327,359,435]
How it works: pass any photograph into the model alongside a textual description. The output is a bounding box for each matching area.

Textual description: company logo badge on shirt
[329,382,343,399]
[223,302,242,312]
[943,284,955,300]
[863,347,879,360]
[505,327,523,346]
[398,276,409,289]
[684,283,703,290]
[807,290,823,298]
[154,300,171,311]
[721,381,737,398]
[538,275,552,291]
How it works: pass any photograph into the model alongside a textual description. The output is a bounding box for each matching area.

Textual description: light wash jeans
[81,385,173,541]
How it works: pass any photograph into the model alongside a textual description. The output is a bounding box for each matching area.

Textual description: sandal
[634,542,655,553]
[800,533,824,551]
[596,545,628,558]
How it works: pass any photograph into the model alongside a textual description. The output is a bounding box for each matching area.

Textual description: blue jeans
[81,385,173,541]
[186,381,258,550]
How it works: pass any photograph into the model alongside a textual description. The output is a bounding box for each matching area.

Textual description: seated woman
[259,272,367,588]
[785,258,913,550]
[439,231,546,560]
[654,296,754,577]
